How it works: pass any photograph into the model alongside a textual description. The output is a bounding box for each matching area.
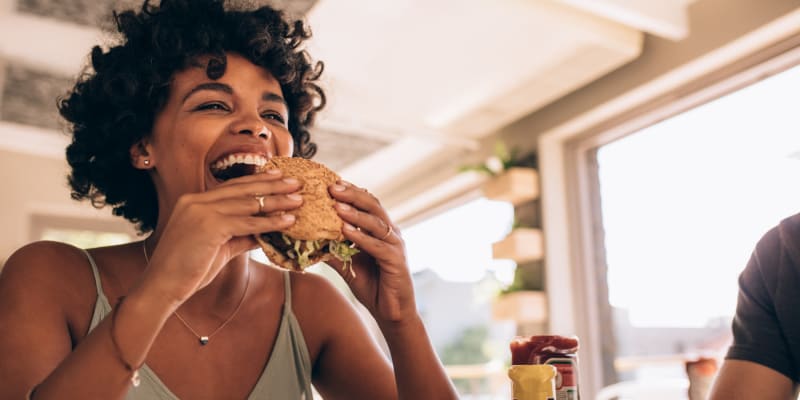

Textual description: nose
[230,114,272,140]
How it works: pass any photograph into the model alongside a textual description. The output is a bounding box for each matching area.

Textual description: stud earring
[143,159,150,166]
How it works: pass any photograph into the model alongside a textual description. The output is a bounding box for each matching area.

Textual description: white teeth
[211,153,269,172]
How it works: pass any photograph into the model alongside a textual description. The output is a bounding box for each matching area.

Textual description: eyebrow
[182,82,232,103]
[181,82,288,109]
[263,92,288,108]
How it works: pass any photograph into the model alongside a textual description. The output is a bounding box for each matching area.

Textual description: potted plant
[491,262,548,324]
[460,142,539,206]
[492,224,544,264]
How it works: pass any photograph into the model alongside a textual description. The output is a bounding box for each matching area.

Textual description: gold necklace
[142,240,251,346]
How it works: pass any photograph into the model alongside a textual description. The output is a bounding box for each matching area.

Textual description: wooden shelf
[492,228,544,263]
[492,290,548,323]
[482,167,539,206]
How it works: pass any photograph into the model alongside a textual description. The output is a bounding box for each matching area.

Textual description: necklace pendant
[199,336,209,346]
[131,370,141,387]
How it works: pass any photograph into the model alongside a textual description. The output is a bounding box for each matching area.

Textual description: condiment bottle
[686,357,718,400]
[510,335,580,400]
[508,364,557,400]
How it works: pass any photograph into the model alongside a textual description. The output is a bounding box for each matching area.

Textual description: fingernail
[332,184,346,192]
[266,169,281,175]
[337,202,350,210]
[287,193,302,201]
[344,223,356,231]
[283,177,298,184]
[281,214,295,222]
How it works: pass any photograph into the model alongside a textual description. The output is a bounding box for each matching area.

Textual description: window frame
[538,24,800,398]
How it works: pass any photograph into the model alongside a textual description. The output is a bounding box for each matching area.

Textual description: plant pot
[482,167,539,205]
[492,290,548,323]
[492,228,544,263]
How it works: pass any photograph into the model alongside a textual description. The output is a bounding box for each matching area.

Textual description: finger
[329,181,390,223]
[191,177,302,203]
[340,222,400,264]
[335,202,398,244]
[227,235,260,257]
[218,168,283,185]
[222,213,297,237]
[211,193,303,216]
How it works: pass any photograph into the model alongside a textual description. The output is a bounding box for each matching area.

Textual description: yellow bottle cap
[508,364,557,400]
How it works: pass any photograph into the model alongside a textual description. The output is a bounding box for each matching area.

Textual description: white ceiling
[0,0,696,221]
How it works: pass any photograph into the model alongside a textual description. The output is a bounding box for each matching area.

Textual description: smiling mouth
[210,153,269,182]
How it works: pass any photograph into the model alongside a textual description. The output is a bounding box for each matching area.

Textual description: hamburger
[252,157,359,274]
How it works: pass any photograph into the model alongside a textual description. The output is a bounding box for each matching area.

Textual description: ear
[130,139,154,170]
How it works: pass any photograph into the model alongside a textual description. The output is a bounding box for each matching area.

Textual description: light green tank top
[83,250,313,399]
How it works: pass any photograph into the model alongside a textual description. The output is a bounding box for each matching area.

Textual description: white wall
[0,149,133,264]
[500,0,800,149]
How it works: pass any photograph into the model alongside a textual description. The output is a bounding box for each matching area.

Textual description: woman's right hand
[134,170,302,306]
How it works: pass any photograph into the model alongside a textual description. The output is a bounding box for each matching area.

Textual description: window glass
[596,63,800,382]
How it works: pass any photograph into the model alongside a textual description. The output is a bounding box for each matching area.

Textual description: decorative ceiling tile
[1,64,71,130]
[1,62,389,169]
[17,0,318,28]
[311,128,391,171]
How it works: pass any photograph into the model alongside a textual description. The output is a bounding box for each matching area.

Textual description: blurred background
[1,0,800,398]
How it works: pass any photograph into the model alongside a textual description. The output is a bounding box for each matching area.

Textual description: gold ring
[380,224,393,240]
[254,195,265,214]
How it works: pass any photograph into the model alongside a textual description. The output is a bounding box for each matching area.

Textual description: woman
[0,1,458,399]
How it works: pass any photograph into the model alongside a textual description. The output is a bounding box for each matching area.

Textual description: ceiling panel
[16,0,318,27]
[1,64,69,130]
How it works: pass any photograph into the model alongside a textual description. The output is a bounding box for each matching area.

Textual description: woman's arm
[1,174,303,399]
[323,181,458,399]
[710,360,798,400]
[0,242,175,400]
[301,273,455,400]
[378,314,458,400]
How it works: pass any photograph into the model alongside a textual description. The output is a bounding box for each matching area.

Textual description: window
[560,43,800,390]
[593,56,800,384]
[402,197,517,398]
[31,214,135,248]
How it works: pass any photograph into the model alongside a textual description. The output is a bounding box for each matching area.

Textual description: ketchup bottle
[510,335,580,400]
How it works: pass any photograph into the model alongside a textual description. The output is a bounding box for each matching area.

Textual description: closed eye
[262,112,286,125]
[195,102,230,112]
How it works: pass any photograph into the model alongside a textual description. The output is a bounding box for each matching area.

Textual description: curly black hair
[59,0,325,233]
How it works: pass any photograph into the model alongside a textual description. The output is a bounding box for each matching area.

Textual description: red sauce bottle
[510,335,580,400]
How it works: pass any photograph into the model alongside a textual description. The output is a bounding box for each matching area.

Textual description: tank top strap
[81,249,109,304]
[283,270,292,309]
[81,249,103,296]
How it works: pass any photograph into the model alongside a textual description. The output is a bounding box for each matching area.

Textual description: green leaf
[494,141,511,163]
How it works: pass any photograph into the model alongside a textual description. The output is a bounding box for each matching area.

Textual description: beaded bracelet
[111,296,142,387]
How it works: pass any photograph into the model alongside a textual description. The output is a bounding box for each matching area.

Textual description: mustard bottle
[508,364,557,400]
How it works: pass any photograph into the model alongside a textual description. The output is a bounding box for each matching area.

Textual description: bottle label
[544,358,578,400]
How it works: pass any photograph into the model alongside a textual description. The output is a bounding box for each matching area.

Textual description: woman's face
[144,52,294,204]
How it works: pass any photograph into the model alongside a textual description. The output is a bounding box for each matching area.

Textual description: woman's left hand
[327,181,416,324]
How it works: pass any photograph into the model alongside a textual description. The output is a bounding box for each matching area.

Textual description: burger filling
[262,232,360,275]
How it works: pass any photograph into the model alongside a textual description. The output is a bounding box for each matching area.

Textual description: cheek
[276,130,294,157]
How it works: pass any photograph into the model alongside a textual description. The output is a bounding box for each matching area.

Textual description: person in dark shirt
[711,213,800,399]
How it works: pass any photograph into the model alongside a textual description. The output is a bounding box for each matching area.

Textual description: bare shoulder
[287,270,363,356]
[290,270,353,316]
[1,241,96,321]
[2,241,93,289]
